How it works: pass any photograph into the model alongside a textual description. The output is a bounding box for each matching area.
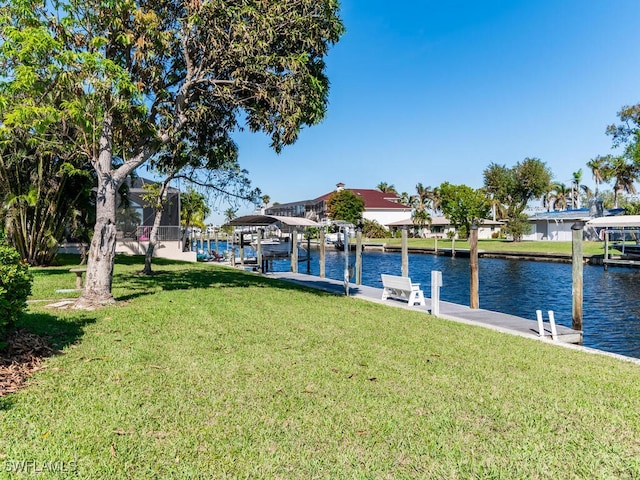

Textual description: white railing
[133,226,182,241]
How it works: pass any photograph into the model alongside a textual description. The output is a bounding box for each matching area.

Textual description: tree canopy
[438,182,490,239]
[483,158,551,241]
[326,189,365,225]
[0,0,344,305]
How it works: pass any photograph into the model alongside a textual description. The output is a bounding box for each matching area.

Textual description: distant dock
[267,271,583,345]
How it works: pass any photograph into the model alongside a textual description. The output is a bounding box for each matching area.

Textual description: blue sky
[209,0,640,224]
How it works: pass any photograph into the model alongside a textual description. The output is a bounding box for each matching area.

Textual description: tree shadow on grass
[17,311,97,351]
[115,266,343,303]
[0,311,96,411]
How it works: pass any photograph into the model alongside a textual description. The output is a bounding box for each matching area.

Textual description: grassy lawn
[1,256,639,478]
[383,238,607,256]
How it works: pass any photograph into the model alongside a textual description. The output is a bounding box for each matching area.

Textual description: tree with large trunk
[1,0,344,307]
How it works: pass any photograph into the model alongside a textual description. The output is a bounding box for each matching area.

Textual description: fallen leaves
[0,329,55,397]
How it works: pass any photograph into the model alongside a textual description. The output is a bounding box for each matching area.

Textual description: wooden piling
[291,228,298,273]
[356,228,362,285]
[306,235,311,274]
[469,225,479,309]
[319,229,326,278]
[401,227,408,277]
[256,228,263,273]
[572,222,584,331]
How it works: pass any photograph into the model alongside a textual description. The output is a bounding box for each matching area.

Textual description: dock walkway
[267,272,582,345]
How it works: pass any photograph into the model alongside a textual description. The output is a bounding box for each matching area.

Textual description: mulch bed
[0,329,55,397]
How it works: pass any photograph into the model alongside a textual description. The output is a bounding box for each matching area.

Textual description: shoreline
[308,241,607,265]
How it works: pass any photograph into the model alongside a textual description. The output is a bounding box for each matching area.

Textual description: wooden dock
[267,272,582,345]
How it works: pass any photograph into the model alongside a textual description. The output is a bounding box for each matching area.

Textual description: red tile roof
[315,189,411,210]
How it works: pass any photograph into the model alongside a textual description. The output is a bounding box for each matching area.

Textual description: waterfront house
[524,207,626,241]
[265,183,412,228]
[115,177,181,238]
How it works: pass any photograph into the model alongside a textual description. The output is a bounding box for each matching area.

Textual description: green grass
[383,238,607,256]
[2,257,639,478]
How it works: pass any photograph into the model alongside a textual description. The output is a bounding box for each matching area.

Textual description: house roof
[315,189,411,210]
[527,208,626,222]
[225,214,319,227]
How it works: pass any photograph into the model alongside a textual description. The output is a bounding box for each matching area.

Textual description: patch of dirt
[1,329,55,397]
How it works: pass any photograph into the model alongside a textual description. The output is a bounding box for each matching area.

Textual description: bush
[505,213,532,242]
[0,243,33,338]
[361,219,390,239]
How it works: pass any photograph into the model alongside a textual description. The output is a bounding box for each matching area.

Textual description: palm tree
[412,183,432,211]
[180,189,210,250]
[549,183,570,210]
[398,191,411,206]
[376,182,397,194]
[587,155,609,197]
[571,169,583,208]
[608,156,639,208]
[580,184,593,202]
[410,183,434,237]
[411,209,431,237]
[222,207,238,235]
[428,186,442,214]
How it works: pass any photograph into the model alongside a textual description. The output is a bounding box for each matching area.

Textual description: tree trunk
[76,178,118,306]
[142,181,170,275]
[76,113,119,308]
[142,220,158,275]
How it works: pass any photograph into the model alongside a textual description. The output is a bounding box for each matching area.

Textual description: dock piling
[469,225,479,309]
[401,227,408,277]
[572,222,584,331]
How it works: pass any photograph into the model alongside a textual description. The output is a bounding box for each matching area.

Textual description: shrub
[361,219,390,239]
[0,243,33,338]
[505,213,532,242]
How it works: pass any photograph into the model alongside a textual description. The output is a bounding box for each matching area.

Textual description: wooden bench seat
[380,274,425,306]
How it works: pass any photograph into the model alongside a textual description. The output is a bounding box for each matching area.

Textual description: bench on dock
[380,274,425,306]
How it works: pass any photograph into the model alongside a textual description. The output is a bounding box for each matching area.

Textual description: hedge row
[0,243,33,343]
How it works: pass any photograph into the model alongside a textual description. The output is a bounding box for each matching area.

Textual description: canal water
[217,242,640,359]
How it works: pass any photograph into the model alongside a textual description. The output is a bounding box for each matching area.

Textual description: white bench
[380,274,425,306]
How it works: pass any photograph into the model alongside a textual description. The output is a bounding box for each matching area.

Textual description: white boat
[251,238,310,261]
[251,238,291,256]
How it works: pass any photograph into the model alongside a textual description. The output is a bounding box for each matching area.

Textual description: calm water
[216,242,640,359]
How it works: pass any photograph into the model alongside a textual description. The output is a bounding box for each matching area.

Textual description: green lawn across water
[1,256,639,478]
[383,238,607,256]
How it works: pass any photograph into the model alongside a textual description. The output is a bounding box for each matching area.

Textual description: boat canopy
[586,215,640,228]
[225,214,320,228]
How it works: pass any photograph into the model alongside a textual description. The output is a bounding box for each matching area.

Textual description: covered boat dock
[586,215,640,268]
[224,214,320,271]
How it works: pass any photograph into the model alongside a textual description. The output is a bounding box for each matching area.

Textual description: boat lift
[586,215,640,268]
[224,214,320,272]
